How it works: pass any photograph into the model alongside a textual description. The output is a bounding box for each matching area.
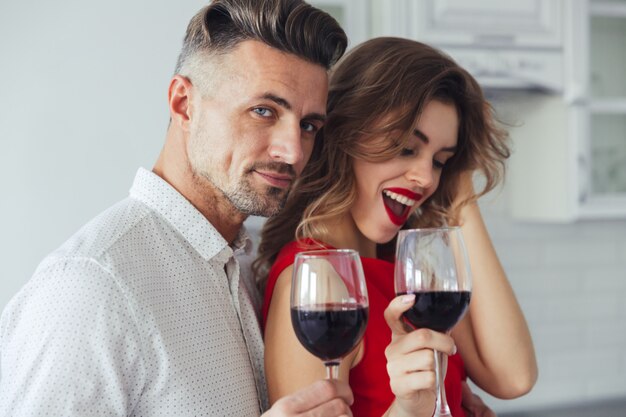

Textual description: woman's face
[350,100,459,244]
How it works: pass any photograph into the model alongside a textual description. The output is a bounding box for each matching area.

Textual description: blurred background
[1,0,625,415]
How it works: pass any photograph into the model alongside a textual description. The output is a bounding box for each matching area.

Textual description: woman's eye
[433,159,446,169]
[253,107,273,117]
[400,148,415,156]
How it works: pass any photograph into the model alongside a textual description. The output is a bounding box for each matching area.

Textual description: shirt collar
[129,168,252,261]
[233,225,254,256]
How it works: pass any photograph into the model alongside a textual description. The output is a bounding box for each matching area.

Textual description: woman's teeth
[383,190,416,207]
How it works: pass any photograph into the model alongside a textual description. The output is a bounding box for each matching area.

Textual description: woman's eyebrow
[413,128,457,152]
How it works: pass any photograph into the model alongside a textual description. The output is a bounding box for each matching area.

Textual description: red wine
[291,304,368,361]
[398,291,471,332]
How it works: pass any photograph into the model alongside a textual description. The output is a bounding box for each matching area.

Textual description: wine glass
[291,249,369,379]
[394,227,472,417]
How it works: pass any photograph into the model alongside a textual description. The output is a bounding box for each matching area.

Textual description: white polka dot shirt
[0,168,268,416]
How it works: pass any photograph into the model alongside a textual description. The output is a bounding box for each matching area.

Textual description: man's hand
[461,381,496,417]
[262,379,353,417]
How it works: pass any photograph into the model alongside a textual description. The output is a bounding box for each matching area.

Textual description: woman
[254,37,537,417]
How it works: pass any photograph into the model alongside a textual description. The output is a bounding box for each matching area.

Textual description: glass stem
[434,350,452,417]
[325,361,340,380]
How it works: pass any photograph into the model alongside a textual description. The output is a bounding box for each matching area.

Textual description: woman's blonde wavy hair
[253,37,510,287]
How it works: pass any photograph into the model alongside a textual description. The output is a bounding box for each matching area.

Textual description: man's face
[186,40,328,217]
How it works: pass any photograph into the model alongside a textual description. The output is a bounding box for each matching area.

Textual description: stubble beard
[189,164,290,218]
[220,172,288,217]
[187,121,293,217]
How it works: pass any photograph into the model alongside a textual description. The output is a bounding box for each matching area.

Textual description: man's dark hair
[175,0,347,75]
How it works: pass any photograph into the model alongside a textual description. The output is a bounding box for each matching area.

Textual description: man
[0,1,352,415]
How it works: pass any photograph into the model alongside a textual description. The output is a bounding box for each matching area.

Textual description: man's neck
[153,142,246,245]
[181,171,247,244]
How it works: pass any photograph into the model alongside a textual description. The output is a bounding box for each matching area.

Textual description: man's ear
[168,75,194,132]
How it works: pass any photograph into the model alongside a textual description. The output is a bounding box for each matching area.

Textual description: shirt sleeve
[0,256,146,416]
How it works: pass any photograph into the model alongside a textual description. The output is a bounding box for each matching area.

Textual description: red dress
[262,240,467,417]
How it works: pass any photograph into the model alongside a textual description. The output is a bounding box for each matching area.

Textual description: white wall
[2,1,626,414]
[474,179,626,413]
[0,0,207,308]
[457,94,626,413]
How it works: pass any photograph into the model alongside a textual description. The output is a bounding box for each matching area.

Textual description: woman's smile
[382,188,422,226]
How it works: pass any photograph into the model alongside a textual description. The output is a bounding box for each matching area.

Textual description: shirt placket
[225,252,268,412]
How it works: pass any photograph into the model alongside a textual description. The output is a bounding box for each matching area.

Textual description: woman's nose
[406,158,434,190]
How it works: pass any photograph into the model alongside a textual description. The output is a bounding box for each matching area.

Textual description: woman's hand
[383,294,457,417]
[460,381,496,417]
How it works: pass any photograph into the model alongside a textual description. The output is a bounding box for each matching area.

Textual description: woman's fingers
[386,345,436,376]
[384,294,458,412]
[383,293,416,335]
[389,366,438,398]
[384,296,458,354]
[384,298,458,415]
[386,328,457,358]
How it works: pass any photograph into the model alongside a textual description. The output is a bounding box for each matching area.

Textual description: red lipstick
[382,188,423,226]
[385,187,422,200]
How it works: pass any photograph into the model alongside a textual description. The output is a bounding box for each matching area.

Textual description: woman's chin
[369,228,401,245]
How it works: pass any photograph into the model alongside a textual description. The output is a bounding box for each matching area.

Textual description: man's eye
[301,121,319,133]
[400,148,415,156]
[253,107,273,117]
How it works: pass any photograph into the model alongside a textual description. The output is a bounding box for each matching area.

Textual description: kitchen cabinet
[582,0,626,216]
[371,0,566,90]
[406,0,563,48]
[509,0,626,221]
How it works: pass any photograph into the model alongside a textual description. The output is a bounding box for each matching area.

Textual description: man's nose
[268,122,304,166]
